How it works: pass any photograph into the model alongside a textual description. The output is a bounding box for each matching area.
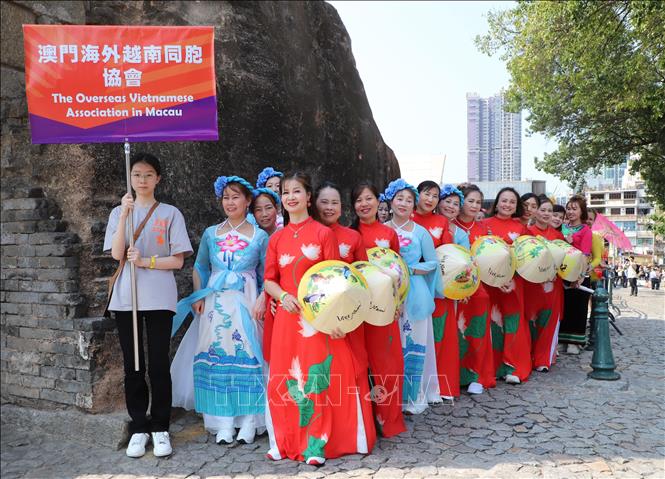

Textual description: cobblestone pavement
[2,287,664,479]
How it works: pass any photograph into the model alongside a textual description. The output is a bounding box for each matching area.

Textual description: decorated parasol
[513,235,556,283]
[298,261,370,334]
[545,239,567,270]
[470,235,515,287]
[352,261,397,326]
[550,239,587,282]
[367,247,410,306]
[435,244,480,300]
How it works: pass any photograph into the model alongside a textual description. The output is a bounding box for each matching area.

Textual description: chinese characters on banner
[23,25,218,144]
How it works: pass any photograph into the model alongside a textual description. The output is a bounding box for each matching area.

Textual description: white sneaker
[151,431,172,457]
[535,366,549,372]
[237,423,256,444]
[215,429,234,444]
[504,374,521,384]
[126,433,150,458]
[566,344,581,355]
[467,382,484,395]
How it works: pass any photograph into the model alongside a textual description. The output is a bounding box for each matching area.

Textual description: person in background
[437,184,470,248]
[650,267,661,290]
[559,195,593,354]
[484,187,532,384]
[351,181,406,438]
[551,204,566,231]
[453,183,496,395]
[526,195,565,372]
[586,208,605,285]
[520,193,540,227]
[378,193,391,223]
[626,255,639,296]
[385,179,442,413]
[105,152,193,458]
[256,167,284,228]
[413,181,458,401]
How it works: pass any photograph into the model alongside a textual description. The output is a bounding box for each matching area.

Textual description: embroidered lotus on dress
[458,312,466,333]
[298,316,317,337]
[216,234,249,253]
[508,231,520,242]
[279,253,295,267]
[398,234,412,248]
[429,227,443,239]
[375,238,390,248]
[339,243,351,258]
[542,281,554,293]
[301,244,321,261]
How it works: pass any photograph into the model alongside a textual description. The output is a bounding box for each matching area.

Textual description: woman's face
[265,176,281,193]
[535,201,553,226]
[437,195,460,220]
[522,197,538,221]
[586,211,596,227]
[391,190,415,218]
[130,161,160,195]
[377,201,390,223]
[354,188,379,223]
[461,191,482,219]
[551,211,565,229]
[281,179,310,215]
[496,191,518,218]
[417,187,439,214]
[222,185,250,220]
[253,194,277,231]
[566,201,582,223]
[315,187,342,226]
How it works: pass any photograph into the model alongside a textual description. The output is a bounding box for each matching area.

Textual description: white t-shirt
[103,203,193,312]
[626,263,638,279]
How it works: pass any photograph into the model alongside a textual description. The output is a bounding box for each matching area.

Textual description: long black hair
[490,187,523,218]
[350,181,381,230]
[281,171,315,226]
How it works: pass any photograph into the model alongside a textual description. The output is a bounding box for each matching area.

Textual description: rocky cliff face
[1,0,398,411]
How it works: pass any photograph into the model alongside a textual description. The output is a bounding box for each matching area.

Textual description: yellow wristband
[149,255,157,269]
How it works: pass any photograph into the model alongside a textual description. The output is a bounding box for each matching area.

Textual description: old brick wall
[1,1,123,412]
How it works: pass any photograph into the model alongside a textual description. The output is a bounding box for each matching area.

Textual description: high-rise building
[584,157,628,190]
[467,92,521,182]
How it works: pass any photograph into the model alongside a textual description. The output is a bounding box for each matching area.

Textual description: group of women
[106,154,594,462]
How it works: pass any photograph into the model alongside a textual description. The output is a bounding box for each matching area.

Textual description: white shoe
[504,374,521,384]
[237,423,256,444]
[126,433,150,458]
[467,382,484,395]
[305,456,326,466]
[566,344,581,355]
[151,431,172,457]
[215,429,234,444]
[535,366,549,372]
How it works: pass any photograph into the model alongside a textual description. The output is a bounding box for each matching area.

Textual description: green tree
[647,212,665,240]
[477,0,665,206]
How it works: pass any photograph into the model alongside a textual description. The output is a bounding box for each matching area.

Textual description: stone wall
[1,0,399,413]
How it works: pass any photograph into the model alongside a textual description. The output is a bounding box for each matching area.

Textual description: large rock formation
[1,0,399,413]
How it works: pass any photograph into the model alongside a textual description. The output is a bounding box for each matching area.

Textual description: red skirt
[364,321,406,438]
[524,277,563,369]
[432,297,460,397]
[486,276,532,382]
[457,284,496,389]
[267,306,376,462]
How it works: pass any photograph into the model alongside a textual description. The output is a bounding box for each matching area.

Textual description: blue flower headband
[439,184,464,206]
[256,167,284,189]
[378,193,388,203]
[383,178,419,203]
[214,175,254,198]
[252,187,280,206]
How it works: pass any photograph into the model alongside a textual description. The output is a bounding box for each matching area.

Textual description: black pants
[560,277,591,345]
[114,310,174,434]
[629,278,638,296]
[651,279,660,290]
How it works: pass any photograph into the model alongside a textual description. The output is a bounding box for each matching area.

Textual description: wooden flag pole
[124,139,140,372]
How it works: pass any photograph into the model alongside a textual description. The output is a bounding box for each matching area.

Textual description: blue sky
[328,1,569,196]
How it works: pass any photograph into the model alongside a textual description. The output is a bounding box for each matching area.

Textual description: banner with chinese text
[23,25,218,144]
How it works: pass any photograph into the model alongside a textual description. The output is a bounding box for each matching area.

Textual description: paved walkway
[2,287,664,478]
